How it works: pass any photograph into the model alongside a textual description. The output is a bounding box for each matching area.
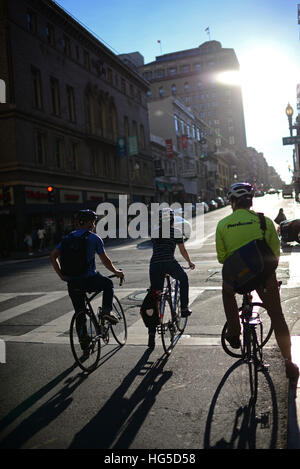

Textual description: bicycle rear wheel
[160,296,179,354]
[110,295,127,345]
[174,297,188,332]
[70,310,101,373]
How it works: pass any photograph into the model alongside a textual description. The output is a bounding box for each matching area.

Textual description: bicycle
[157,267,190,355]
[221,283,280,401]
[69,274,127,373]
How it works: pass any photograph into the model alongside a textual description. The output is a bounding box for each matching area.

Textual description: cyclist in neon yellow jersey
[216,182,298,380]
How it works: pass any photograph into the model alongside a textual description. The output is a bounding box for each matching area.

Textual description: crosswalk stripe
[0,291,67,324]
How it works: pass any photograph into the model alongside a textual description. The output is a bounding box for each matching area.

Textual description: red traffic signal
[47,186,55,202]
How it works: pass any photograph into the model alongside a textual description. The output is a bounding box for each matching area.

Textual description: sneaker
[285,360,299,380]
[225,333,241,349]
[181,308,192,318]
[148,334,155,350]
[79,335,91,351]
[103,311,119,325]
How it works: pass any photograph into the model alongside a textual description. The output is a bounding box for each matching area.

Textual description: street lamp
[286,103,294,136]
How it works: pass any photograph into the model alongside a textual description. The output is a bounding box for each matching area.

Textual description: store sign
[128,135,138,156]
[165,139,173,158]
[25,186,49,204]
[182,135,188,149]
[86,192,105,202]
[60,189,82,203]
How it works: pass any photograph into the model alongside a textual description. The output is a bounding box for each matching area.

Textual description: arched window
[0,79,6,103]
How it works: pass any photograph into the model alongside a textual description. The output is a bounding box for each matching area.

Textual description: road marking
[287,252,300,288]
[0,291,67,324]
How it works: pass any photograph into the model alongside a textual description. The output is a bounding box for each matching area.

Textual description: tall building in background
[0,0,154,251]
[139,41,248,189]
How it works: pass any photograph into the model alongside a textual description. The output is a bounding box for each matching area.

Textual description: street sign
[282,136,300,145]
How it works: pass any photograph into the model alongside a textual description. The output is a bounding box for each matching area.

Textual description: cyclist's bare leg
[222,282,240,337]
[256,273,299,378]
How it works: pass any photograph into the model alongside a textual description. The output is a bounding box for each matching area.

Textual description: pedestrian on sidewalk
[274,208,287,225]
[37,227,46,251]
[24,233,33,256]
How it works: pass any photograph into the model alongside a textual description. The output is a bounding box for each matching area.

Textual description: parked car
[268,188,276,194]
[254,190,264,197]
[208,200,218,210]
[216,196,225,208]
[198,201,209,213]
[174,215,192,239]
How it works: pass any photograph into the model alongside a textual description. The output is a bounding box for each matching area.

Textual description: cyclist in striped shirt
[147,208,195,349]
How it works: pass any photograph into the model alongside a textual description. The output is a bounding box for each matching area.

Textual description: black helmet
[227,182,254,201]
[76,209,98,225]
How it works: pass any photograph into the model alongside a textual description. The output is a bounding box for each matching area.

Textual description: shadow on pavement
[0,363,86,448]
[69,350,172,448]
[203,359,278,449]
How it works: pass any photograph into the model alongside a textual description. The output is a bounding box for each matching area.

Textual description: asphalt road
[0,193,300,450]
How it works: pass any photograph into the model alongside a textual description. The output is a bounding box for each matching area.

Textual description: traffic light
[3,186,11,205]
[47,186,55,202]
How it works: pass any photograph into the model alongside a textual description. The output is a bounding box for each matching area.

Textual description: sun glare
[216,70,242,86]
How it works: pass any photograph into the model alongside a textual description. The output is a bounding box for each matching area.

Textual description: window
[36,132,46,165]
[31,67,43,109]
[84,50,90,71]
[194,63,201,71]
[144,71,152,81]
[70,142,79,171]
[159,86,164,98]
[229,136,235,145]
[75,45,80,61]
[174,115,179,132]
[184,82,190,93]
[171,84,176,95]
[169,67,177,76]
[181,65,190,73]
[124,116,129,138]
[46,24,55,46]
[130,84,134,99]
[121,78,126,94]
[107,68,113,84]
[156,69,165,79]
[66,85,76,122]
[216,137,222,146]
[197,81,203,89]
[147,90,152,99]
[140,124,145,150]
[26,11,36,33]
[50,77,60,116]
[62,35,71,57]
[0,79,6,103]
[55,138,64,168]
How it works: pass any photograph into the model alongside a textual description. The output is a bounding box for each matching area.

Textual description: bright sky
[55,0,300,184]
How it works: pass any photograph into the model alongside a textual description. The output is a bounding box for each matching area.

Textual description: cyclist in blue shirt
[50,210,124,328]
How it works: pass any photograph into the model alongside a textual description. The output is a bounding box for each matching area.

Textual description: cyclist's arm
[178,243,195,269]
[265,218,280,258]
[215,225,226,264]
[99,252,124,278]
[50,248,67,282]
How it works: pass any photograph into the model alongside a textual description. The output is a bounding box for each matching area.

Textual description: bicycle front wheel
[110,295,127,346]
[175,297,188,333]
[70,310,101,373]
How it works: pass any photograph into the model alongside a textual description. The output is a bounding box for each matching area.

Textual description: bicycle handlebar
[108,273,124,286]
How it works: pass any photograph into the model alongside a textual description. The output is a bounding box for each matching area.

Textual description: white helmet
[227,182,254,200]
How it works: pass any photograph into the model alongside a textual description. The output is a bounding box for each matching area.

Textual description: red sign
[165,139,173,158]
[182,135,188,149]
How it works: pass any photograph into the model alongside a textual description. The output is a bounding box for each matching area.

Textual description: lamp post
[286,103,294,137]
[285,102,300,201]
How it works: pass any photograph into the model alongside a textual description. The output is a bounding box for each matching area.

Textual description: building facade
[139,40,247,194]
[0,0,154,251]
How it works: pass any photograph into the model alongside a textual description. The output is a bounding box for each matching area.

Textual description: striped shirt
[150,227,184,264]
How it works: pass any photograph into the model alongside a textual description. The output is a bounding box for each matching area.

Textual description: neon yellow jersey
[215,209,280,264]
